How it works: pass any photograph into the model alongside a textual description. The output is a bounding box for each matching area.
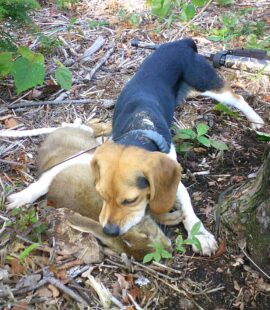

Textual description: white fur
[6,153,93,210]
[168,144,218,256]
[202,90,264,129]
[0,118,93,138]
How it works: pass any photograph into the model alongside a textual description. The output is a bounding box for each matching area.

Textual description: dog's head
[91,142,182,236]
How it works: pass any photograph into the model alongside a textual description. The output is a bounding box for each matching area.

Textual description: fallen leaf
[115,273,131,290]
[4,117,20,129]
[11,301,28,310]
[48,284,60,297]
[213,240,226,257]
[10,258,25,275]
[35,286,53,298]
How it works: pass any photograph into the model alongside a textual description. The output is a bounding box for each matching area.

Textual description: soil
[0,1,269,309]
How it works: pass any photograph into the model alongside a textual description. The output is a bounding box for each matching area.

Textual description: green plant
[147,0,177,19]
[55,64,72,90]
[143,242,172,263]
[88,18,109,29]
[217,0,234,5]
[0,46,72,93]
[174,123,228,153]
[147,0,208,22]
[255,131,270,142]
[175,222,202,253]
[37,34,63,54]
[0,0,40,24]
[213,103,240,119]
[57,0,78,9]
[10,207,47,243]
[19,243,40,261]
[208,11,269,47]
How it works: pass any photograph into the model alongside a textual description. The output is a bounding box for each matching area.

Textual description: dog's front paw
[190,225,218,256]
[250,114,264,130]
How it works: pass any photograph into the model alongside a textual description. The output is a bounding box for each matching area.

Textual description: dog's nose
[103,223,120,236]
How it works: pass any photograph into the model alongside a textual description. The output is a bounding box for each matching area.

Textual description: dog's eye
[121,197,138,205]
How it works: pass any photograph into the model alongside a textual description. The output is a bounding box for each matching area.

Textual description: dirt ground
[0,1,270,309]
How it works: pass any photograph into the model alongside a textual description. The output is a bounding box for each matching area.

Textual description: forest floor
[0,0,270,309]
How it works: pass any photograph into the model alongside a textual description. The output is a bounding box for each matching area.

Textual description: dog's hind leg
[182,54,264,129]
[202,87,264,129]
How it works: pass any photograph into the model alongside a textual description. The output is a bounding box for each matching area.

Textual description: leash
[40,144,99,175]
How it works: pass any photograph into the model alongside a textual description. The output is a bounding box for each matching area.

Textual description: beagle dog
[90,39,264,255]
[6,39,264,256]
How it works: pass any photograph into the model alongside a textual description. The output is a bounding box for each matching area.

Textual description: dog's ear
[144,153,182,214]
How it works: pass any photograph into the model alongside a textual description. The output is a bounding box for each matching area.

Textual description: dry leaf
[10,258,25,275]
[36,286,53,298]
[4,118,20,129]
[213,240,226,257]
[48,284,60,297]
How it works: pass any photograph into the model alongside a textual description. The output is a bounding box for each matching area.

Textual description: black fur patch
[136,176,149,189]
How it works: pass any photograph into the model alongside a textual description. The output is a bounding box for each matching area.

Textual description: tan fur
[38,126,172,260]
[91,142,182,232]
[68,213,172,261]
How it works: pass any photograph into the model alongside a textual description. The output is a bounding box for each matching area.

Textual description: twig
[128,293,144,310]
[46,276,89,306]
[239,244,270,280]
[8,98,115,109]
[80,36,106,64]
[0,159,34,168]
[82,268,116,309]
[85,44,115,81]
[152,261,183,274]
[133,261,181,281]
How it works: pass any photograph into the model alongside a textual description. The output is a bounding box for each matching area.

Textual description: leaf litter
[0,0,270,309]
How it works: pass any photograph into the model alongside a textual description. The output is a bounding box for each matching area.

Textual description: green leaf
[210,139,228,151]
[17,46,44,64]
[55,66,72,90]
[217,0,234,6]
[192,237,202,251]
[182,238,194,245]
[143,253,155,263]
[213,103,239,118]
[176,142,194,153]
[11,57,45,94]
[181,3,196,22]
[191,222,202,236]
[255,131,270,141]
[207,35,222,42]
[191,0,208,8]
[197,136,211,147]
[196,123,209,137]
[175,129,196,140]
[161,250,172,259]
[19,243,39,261]
[153,252,161,262]
[150,0,173,18]
[0,52,13,76]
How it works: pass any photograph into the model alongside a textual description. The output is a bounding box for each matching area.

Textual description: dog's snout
[103,222,120,236]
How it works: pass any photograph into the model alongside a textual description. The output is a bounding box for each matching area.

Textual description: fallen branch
[8,98,115,109]
[85,44,115,81]
[80,36,106,64]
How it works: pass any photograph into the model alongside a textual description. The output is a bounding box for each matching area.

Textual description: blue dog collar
[113,129,170,153]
